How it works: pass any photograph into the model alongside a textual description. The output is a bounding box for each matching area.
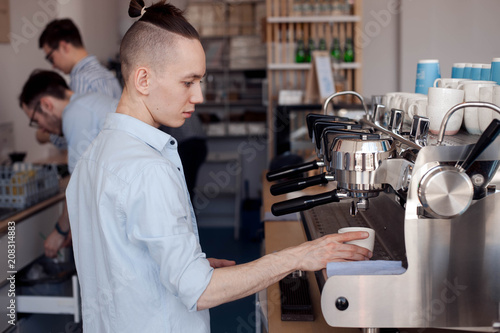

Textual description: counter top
[0,152,69,233]
[0,176,69,234]
[261,171,355,333]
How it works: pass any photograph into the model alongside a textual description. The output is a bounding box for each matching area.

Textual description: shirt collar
[103,113,175,153]
[70,55,97,77]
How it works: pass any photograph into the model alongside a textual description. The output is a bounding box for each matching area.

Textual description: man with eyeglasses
[37,19,122,149]
[19,69,118,258]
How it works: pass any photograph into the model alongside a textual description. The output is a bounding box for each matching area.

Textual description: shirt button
[177,167,180,171]
[170,140,175,145]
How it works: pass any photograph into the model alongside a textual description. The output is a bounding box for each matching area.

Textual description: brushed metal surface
[318,142,500,329]
[418,165,473,218]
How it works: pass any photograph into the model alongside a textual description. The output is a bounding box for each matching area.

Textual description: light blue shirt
[70,55,122,99]
[66,113,213,333]
[62,93,118,173]
[51,55,122,150]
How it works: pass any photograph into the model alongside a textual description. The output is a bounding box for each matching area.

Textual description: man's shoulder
[69,93,118,111]
[84,127,174,183]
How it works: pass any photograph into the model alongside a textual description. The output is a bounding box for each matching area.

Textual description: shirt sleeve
[121,162,213,311]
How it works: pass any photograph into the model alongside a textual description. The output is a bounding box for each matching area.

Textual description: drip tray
[301,191,407,264]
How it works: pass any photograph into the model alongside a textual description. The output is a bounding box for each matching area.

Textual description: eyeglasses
[29,102,42,128]
[45,48,56,64]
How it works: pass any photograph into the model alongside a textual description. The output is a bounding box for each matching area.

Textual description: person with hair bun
[66,1,371,332]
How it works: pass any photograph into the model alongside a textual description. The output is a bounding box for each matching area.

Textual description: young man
[19,70,118,258]
[66,1,371,332]
[38,18,122,148]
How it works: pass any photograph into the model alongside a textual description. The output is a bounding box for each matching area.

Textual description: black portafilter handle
[266,160,321,182]
[459,119,500,172]
[270,173,330,196]
[271,190,340,216]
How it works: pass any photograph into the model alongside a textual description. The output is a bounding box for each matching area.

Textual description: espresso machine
[267,92,500,331]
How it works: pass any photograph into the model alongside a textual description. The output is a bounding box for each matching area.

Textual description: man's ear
[134,67,150,96]
[58,40,70,54]
[39,96,54,114]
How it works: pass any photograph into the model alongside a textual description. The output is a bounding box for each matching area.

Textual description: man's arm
[197,231,371,310]
[44,202,71,258]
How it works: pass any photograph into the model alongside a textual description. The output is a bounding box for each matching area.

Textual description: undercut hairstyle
[39,19,84,49]
[120,0,200,84]
[19,70,70,109]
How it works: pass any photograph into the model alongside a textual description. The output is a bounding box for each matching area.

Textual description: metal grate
[279,271,313,321]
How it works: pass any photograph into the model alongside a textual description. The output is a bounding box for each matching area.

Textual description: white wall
[400,0,500,93]
[0,0,120,162]
[362,0,400,96]
[362,0,500,97]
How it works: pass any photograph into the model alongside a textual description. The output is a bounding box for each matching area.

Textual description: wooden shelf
[267,15,361,23]
[265,0,364,161]
[268,62,361,70]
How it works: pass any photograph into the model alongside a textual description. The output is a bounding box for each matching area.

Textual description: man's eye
[184,82,194,87]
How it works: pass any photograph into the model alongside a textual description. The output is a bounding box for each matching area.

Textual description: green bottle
[343,37,354,62]
[318,38,327,51]
[305,38,316,63]
[330,37,342,63]
[295,39,306,63]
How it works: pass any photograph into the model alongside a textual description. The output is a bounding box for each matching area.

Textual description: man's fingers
[333,231,369,242]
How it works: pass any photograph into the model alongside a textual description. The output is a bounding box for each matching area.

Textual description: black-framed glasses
[29,102,42,128]
[45,48,56,64]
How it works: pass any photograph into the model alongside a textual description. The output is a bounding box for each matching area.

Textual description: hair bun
[128,0,146,18]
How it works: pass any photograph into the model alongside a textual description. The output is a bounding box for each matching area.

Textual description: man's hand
[44,229,67,258]
[197,231,372,311]
[207,258,236,268]
[287,231,373,272]
[35,129,51,144]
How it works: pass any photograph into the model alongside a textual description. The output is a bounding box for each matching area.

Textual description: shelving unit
[265,0,364,159]
[185,0,267,137]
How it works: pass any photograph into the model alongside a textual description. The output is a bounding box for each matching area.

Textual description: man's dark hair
[39,19,84,49]
[120,0,200,83]
[19,70,70,108]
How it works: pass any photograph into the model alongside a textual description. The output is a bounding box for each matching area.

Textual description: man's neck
[71,48,89,69]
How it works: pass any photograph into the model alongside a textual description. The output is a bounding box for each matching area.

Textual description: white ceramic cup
[338,227,375,252]
[458,81,497,134]
[427,87,465,135]
[408,99,428,118]
[433,78,463,89]
[402,94,427,124]
[478,85,500,133]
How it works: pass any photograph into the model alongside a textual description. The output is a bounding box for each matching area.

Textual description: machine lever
[270,173,331,196]
[271,190,342,216]
[266,160,322,182]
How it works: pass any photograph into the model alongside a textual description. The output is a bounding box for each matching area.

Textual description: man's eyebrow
[183,73,206,80]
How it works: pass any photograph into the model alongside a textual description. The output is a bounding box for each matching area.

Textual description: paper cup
[338,227,375,252]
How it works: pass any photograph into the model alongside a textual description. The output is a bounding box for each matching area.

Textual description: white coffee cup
[408,99,428,118]
[433,78,463,89]
[338,227,375,252]
[427,87,465,135]
[458,81,497,134]
[402,94,427,124]
[478,85,500,133]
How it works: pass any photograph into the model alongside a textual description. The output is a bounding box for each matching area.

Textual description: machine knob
[418,165,473,218]
[335,297,349,311]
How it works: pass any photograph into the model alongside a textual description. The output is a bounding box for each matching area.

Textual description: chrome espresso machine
[267,91,500,331]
